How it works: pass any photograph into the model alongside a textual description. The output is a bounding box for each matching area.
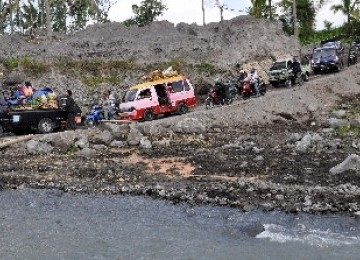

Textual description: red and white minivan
[119,75,196,121]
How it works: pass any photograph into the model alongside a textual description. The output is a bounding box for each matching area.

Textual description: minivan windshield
[122,90,137,103]
[270,61,287,71]
[313,48,336,59]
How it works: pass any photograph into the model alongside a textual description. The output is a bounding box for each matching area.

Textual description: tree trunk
[45,0,52,38]
[269,0,272,20]
[9,0,14,34]
[293,0,299,39]
[0,0,3,34]
[94,0,101,22]
[202,0,205,25]
[38,0,44,28]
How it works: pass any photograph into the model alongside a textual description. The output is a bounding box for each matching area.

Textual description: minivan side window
[172,81,184,92]
[138,89,152,99]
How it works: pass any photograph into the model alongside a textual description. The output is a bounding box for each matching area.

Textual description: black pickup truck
[0,108,67,135]
[0,94,68,135]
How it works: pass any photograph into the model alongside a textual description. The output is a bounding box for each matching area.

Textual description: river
[0,189,359,259]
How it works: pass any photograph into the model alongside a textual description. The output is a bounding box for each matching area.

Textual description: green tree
[124,0,167,27]
[22,0,38,32]
[323,20,333,31]
[331,0,360,24]
[67,0,98,30]
[0,0,10,34]
[90,0,114,23]
[278,0,315,40]
[51,0,67,32]
[249,0,266,18]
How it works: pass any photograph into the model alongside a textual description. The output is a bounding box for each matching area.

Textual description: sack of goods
[11,87,59,110]
[141,66,179,82]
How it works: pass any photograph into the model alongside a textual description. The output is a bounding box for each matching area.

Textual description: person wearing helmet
[214,78,225,105]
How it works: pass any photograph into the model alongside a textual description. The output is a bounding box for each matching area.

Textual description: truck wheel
[271,82,279,88]
[38,118,54,134]
[177,103,189,114]
[143,110,154,121]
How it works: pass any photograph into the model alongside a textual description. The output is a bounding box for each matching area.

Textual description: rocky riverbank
[1,64,360,215]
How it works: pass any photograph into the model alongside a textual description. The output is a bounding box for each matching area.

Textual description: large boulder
[74,136,89,149]
[174,118,207,134]
[127,124,144,146]
[26,140,53,154]
[295,133,322,153]
[330,154,360,174]
[39,131,77,151]
[102,123,130,140]
[90,129,114,145]
[78,147,96,158]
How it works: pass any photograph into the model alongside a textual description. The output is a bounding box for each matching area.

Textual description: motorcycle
[85,105,103,126]
[205,88,222,109]
[348,48,358,66]
[242,78,266,99]
[205,87,233,109]
[285,69,304,87]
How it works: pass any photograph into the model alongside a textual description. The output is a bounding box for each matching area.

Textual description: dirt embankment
[0,16,299,65]
[1,63,360,215]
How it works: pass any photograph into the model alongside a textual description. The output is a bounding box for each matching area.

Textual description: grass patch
[2,56,49,75]
[66,143,78,155]
[336,126,360,136]
[81,75,121,87]
[3,57,19,70]
[191,63,223,74]
[55,58,136,76]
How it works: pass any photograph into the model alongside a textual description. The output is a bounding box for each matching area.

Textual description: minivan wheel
[177,103,189,114]
[38,118,54,134]
[143,110,154,121]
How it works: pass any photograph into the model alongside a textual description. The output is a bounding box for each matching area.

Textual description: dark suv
[311,46,344,74]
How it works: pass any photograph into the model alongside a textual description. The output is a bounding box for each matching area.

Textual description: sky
[107,0,347,31]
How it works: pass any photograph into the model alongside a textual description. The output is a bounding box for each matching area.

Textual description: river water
[1,189,359,260]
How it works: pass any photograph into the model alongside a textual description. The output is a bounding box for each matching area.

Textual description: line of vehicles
[0,73,197,135]
[269,37,360,88]
[1,37,359,136]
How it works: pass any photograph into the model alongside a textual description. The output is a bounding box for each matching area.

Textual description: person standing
[290,56,302,85]
[108,90,117,119]
[248,68,260,96]
[65,90,76,130]
[100,91,111,120]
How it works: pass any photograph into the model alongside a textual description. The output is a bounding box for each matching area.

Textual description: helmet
[214,78,222,84]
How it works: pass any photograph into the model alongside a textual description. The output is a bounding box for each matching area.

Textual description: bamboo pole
[101,120,134,124]
[0,134,34,149]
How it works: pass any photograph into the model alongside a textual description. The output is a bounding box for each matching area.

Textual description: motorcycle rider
[290,56,302,85]
[214,78,226,105]
[247,68,260,96]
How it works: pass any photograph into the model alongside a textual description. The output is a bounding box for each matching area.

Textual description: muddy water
[1,189,359,260]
